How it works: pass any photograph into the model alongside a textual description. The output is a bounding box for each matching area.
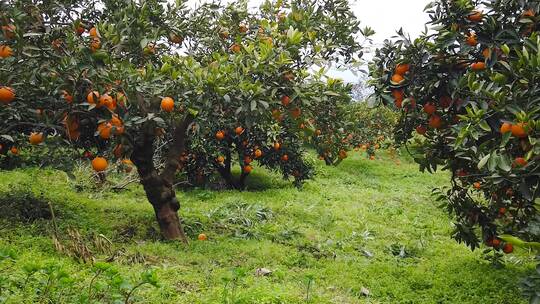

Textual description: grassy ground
[0,151,533,303]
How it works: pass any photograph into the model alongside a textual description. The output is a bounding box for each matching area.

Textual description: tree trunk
[130,115,193,242]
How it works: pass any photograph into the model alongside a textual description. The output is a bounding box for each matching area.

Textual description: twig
[112,178,139,190]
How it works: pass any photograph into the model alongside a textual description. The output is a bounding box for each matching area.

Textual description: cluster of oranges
[0,24,16,104]
[213,126,291,173]
[0,24,15,59]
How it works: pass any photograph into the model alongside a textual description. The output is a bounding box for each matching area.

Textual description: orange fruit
[244,156,252,164]
[511,122,528,138]
[0,45,13,58]
[216,156,225,163]
[254,149,263,158]
[29,132,44,145]
[394,63,410,75]
[470,62,486,71]
[429,115,443,129]
[91,157,108,172]
[338,150,347,159]
[111,114,123,127]
[281,95,290,107]
[291,107,301,118]
[161,97,174,112]
[215,130,225,140]
[0,86,15,104]
[502,243,513,254]
[492,238,501,247]
[369,155,375,160]
[423,103,437,115]
[243,165,253,173]
[465,33,477,46]
[90,38,101,52]
[391,74,404,84]
[523,9,535,18]
[273,142,281,151]
[99,94,114,109]
[498,207,507,216]
[198,233,208,241]
[230,43,241,53]
[473,182,481,190]
[10,146,18,155]
[87,91,100,104]
[467,10,483,22]
[235,126,244,135]
[281,154,289,161]
[514,157,528,167]
[392,89,404,102]
[98,122,113,139]
[89,27,98,38]
[416,125,427,135]
[500,122,512,134]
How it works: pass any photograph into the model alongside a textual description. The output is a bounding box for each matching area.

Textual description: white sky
[353,0,431,45]
[329,0,431,81]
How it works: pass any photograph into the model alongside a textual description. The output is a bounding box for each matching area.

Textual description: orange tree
[0,0,365,240]
[166,0,368,189]
[370,0,540,286]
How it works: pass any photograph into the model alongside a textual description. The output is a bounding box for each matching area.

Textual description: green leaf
[478,154,490,169]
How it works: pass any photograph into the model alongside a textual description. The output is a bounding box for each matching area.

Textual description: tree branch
[160,114,195,184]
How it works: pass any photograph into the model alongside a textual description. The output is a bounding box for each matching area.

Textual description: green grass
[0,151,533,303]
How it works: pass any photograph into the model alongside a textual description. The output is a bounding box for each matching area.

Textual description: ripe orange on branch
[281,95,291,107]
[511,122,528,138]
[0,86,15,104]
[89,27,99,38]
[467,10,483,22]
[500,122,512,134]
[161,97,174,112]
[428,115,442,129]
[470,62,486,71]
[391,74,404,84]
[29,132,44,145]
[394,63,410,75]
[0,45,13,58]
[91,157,108,172]
[423,103,436,115]
[215,130,225,140]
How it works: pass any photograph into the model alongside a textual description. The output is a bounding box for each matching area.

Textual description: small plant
[304,274,315,302]
[221,267,248,304]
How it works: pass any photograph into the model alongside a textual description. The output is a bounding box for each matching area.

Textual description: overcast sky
[353,0,431,45]
[330,0,432,81]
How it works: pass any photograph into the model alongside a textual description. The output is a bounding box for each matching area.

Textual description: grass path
[0,151,532,303]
